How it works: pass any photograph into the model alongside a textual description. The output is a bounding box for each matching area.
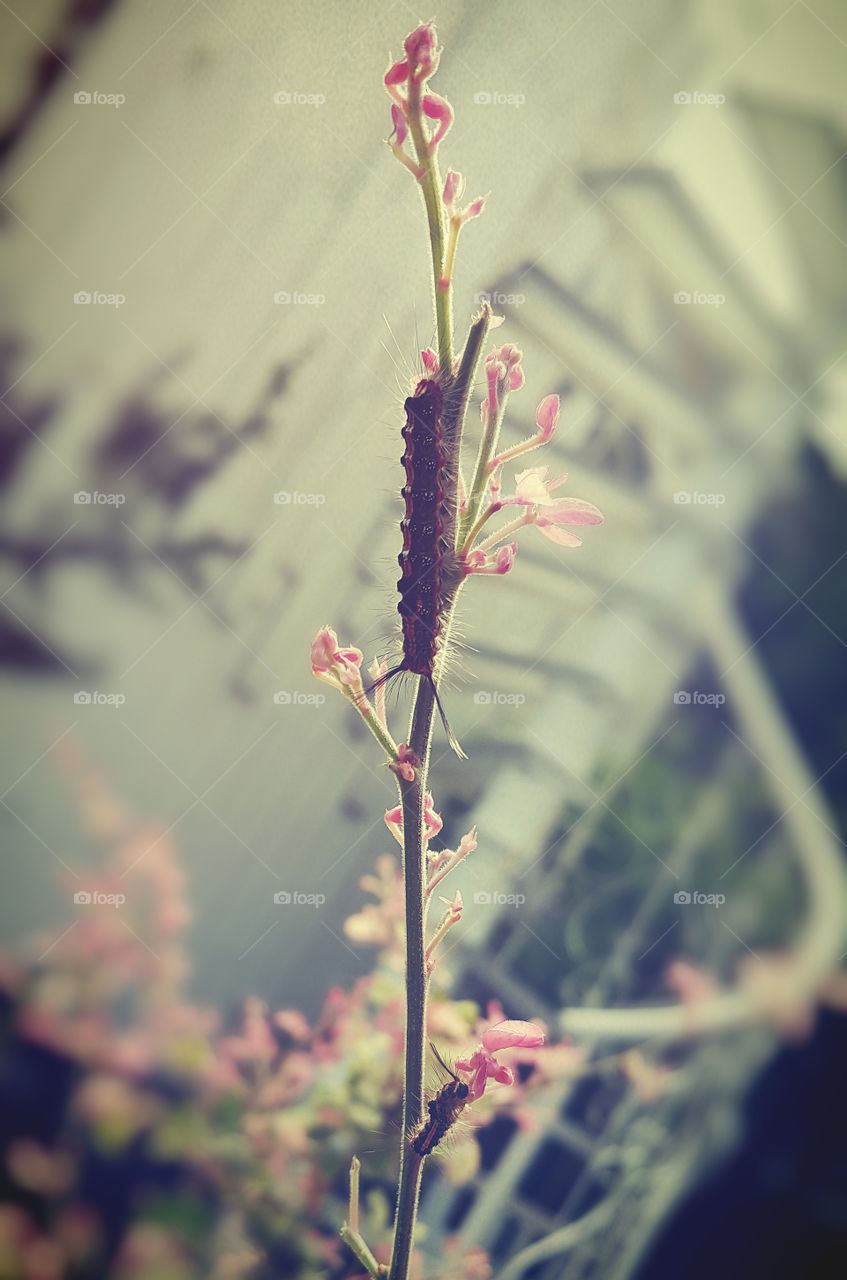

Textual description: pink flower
[456,1019,546,1101]
[463,195,487,220]
[421,347,439,375]
[440,889,463,922]
[464,542,517,576]
[482,1020,545,1052]
[422,92,453,149]
[390,102,408,146]
[481,344,525,420]
[493,544,516,573]
[310,626,364,691]
[384,59,409,91]
[384,23,439,99]
[384,793,443,846]
[488,343,524,390]
[535,394,560,444]
[535,496,604,547]
[426,824,477,895]
[404,21,439,81]
[488,393,564,472]
[443,169,488,225]
[509,465,564,507]
[443,168,464,208]
[273,1009,311,1042]
[389,743,419,783]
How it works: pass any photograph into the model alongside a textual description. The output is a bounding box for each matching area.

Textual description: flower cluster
[384,23,453,179]
[460,346,604,575]
[0,756,560,1280]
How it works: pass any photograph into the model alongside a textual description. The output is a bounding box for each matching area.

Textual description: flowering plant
[311,19,602,1279]
[0,751,582,1279]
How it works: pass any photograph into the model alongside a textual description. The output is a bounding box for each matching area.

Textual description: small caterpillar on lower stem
[371,375,466,758]
[411,1044,470,1156]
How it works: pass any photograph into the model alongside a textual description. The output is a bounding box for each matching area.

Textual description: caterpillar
[411,1044,469,1156]
[371,375,466,758]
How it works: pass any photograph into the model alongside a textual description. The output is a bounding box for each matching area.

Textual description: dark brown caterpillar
[411,1044,469,1156]
[371,376,465,758]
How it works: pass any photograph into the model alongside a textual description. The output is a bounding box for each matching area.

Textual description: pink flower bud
[485,343,524,399]
[439,889,463,922]
[535,394,560,443]
[493,543,517,574]
[390,102,408,146]
[384,58,409,87]
[443,168,464,208]
[384,792,443,846]
[384,804,403,845]
[485,359,505,419]
[390,743,419,783]
[403,22,438,80]
[457,826,478,859]
[310,626,364,689]
[422,92,454,149]
[421,347,439,375]
[464,195,487,220]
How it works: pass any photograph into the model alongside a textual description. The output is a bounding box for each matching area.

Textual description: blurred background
[1,1,846,1277]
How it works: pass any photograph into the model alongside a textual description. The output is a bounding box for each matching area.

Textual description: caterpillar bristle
[429,676,467,760]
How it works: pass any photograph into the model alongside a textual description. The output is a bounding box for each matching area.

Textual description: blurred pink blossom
[456,1019,545,1101]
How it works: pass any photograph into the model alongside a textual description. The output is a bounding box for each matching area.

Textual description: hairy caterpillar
[371,375,466,758]
[411,1044,469,1156]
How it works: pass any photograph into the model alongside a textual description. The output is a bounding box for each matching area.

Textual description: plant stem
[388,683,435,1280]
[460,393,509,544]
[340,1223,385,1279]
[387,317,489,1280]
[441,307,493,556]
[349,691,400,760]
[406,80,452,370]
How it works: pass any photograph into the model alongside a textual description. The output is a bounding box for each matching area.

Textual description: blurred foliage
[0,749,564,1279]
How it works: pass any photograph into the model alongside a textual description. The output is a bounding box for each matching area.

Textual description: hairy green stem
[340,1224,385,1279]
[460,392,509,543]
[406,80,453,369]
